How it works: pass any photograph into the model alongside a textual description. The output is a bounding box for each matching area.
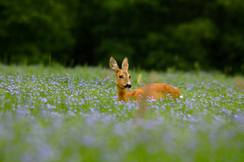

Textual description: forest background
[0,0,243,75]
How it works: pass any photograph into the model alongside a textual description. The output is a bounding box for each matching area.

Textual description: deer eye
[129,76,131,79]
[119,75,123,78]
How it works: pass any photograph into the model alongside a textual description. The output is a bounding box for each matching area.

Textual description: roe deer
[109,57,183,102]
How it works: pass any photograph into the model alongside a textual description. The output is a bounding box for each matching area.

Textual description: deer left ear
[109,57,119,72]
[122,57,129,72]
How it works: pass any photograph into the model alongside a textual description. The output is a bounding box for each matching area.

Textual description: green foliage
[0,0,76,64]
[0,0,244,74]
[73,0,244,74]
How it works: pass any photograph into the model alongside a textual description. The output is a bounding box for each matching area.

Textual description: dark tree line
[0,0,244,74]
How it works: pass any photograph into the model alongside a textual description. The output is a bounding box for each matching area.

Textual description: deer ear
[109,57,119,72]
[122,57,129,72]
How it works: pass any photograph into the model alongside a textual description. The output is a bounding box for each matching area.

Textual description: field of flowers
[0,65,244,162]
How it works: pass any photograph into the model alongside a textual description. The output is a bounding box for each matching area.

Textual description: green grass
[0,64,244,162]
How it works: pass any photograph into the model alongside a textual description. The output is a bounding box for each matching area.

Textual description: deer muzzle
[124,84,132,88]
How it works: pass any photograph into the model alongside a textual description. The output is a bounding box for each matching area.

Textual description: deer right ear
[122,57,129,72]
[109,57,119,72]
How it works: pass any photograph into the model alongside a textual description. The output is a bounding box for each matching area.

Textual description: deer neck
[117,85,127,102]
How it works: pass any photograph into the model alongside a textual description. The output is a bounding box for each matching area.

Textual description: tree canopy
[0,0,243,74]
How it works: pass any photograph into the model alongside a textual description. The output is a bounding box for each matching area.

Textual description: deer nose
[125,84,132,88]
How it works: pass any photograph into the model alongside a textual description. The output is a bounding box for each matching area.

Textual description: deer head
[109,57,132,89]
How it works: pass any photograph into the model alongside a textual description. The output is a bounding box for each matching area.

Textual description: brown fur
[109,57,182,102]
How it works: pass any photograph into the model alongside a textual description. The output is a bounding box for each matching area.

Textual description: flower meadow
[0,65,244,162]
